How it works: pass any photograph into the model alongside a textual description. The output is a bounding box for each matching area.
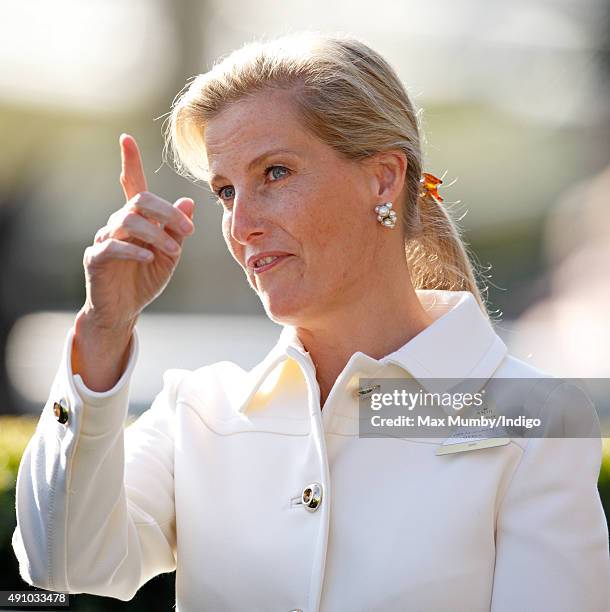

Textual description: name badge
[436,436,510,455]
[435,393,512,455]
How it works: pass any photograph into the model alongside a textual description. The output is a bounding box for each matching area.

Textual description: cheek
[304,208,364,284]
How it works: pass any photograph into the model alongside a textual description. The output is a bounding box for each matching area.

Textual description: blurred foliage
[1,417,609,610]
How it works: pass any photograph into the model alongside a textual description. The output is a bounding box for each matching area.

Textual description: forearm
[71,308,136,392]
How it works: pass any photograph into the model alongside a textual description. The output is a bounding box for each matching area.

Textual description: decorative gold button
[53,398,69,424]
[301,482,323,512]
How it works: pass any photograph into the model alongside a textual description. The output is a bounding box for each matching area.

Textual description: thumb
[174,197,195,220]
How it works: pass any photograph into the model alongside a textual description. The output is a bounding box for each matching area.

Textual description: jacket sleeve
[11,324,188,601]
[490,382,610,612]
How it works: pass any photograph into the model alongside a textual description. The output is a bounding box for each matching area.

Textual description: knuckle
[93,228,104,243]
[99,239,113,254]
[130,192,145,207]
[85,242,103,264]
[102,238,123,255]
[123,210,140,226]
[131,191,155,213]
[135,190,151,203]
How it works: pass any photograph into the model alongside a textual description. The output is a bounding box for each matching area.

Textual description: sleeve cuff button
[53,398,70,424]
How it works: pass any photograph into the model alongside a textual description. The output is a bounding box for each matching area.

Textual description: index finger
[119,133,148,202]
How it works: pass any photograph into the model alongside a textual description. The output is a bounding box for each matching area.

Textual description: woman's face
[204,89,390,326]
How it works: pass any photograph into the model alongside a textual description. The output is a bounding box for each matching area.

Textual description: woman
[12,32,609,611]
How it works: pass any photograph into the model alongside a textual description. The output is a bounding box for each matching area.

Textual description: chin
[259,291,312,326]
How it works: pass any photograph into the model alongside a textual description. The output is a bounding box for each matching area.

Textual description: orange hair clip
[420,172,443,203]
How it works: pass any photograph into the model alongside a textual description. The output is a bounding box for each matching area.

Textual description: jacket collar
[235,290,508,415]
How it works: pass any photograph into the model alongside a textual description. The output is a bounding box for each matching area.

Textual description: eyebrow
[207,148,299,186]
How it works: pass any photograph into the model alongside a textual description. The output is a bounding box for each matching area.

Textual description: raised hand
[72,133,196,391]
[82,133,196,330]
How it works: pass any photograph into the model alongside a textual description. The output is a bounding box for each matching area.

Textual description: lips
[254,255,280,268]
[247,251,293,270]
[250,254,292,274]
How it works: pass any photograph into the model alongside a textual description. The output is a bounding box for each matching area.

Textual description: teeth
[254,255,279,268]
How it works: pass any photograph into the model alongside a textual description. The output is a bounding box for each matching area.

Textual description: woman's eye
[266,165,289,181]
[215,185,235,203]
[214,166,289,205]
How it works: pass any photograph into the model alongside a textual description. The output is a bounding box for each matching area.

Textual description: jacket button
[301,482,323,512]
[53,398,69,424]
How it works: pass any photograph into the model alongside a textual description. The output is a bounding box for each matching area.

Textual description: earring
[374,202,397,229]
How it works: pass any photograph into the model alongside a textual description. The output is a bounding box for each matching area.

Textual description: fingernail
[166,239,179,253]
[180,219,194,233]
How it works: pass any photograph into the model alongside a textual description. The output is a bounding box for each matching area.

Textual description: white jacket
[12,290,610,611]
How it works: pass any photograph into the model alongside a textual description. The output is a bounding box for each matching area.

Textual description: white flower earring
[374,202,397,228]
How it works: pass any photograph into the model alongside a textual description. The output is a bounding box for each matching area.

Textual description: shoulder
[493,352,555,379]
[490,353,601,445]
[160,359,254,421]
[491,359,603,507]
[124,360,256,441]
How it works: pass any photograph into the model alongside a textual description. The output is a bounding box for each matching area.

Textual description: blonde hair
[163,31,491,317]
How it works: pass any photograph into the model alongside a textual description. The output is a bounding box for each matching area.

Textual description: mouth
[251,254,293,274]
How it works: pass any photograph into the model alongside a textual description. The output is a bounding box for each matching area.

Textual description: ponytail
[404,183,490,318]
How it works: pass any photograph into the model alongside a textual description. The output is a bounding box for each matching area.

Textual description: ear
[365,150,408,202]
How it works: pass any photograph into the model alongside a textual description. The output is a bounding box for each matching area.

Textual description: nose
[229,192,265,245]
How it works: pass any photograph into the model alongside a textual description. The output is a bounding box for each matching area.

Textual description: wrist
[75,306,137,341]
[71,308,137,391]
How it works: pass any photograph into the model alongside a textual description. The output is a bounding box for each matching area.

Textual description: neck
[293,268,435,409]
